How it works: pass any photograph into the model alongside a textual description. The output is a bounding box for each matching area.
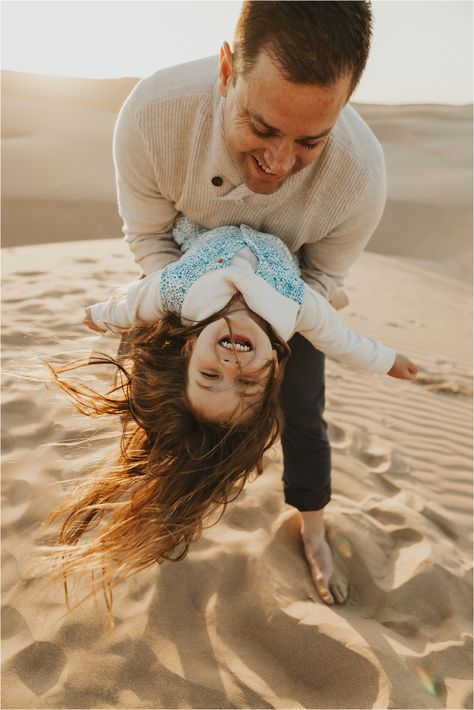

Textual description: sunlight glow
[2,0,473,104]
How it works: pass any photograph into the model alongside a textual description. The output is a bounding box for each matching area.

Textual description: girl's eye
[200,371,218,379]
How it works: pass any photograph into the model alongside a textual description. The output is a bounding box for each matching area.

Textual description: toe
[329,575,349,604]
[316,581,334,605]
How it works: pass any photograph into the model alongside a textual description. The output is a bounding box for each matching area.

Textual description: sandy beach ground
[2,71,473,709]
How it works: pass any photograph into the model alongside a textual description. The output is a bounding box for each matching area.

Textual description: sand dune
[1,71,473,709]
[2,70,472,283]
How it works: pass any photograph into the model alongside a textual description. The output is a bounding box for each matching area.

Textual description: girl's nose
[221,356,240,368]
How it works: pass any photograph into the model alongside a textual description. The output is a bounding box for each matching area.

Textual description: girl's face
[185,300,278,423]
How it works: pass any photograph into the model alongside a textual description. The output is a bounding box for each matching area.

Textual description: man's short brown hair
[233,1,373,96]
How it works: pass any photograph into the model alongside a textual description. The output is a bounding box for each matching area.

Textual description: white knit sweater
[91,243,396,375]
[113,56,387,301]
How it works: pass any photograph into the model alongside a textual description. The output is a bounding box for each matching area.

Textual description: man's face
[219,47,352,195]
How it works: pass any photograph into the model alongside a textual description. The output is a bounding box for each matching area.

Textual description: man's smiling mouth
[251,155,287,180]
[253,155,276,175]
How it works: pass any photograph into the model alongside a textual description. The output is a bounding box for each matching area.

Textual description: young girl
[47,216,416,608]
[85,216,415,420]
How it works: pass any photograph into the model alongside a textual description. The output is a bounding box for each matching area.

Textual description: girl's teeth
[221,339,250,352]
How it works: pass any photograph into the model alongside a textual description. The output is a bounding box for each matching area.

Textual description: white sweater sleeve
[296,285,396,374]
[113,93,181,275]
[89,271,164,334]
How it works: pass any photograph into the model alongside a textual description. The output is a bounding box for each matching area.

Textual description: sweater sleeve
[89,271,164,334]
[299,170,387,301]
[113,93,181,275]
[296,285,396,374]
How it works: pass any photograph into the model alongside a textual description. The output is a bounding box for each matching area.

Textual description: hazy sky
[2,0,473,104]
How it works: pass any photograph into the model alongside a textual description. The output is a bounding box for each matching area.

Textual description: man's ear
[218,41,234,97]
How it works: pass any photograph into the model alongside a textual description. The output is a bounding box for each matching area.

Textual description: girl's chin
[226,312,266,334]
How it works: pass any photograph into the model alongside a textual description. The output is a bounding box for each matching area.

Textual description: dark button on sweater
[211,176,223,187]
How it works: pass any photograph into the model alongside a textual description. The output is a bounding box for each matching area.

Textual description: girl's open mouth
[219,334,253,352]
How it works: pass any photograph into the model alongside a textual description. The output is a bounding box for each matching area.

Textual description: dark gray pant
[280,333,331,511]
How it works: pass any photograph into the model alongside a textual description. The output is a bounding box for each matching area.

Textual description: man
[112,1,386,604]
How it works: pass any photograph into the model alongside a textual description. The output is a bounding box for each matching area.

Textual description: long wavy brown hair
[43,307,290,615]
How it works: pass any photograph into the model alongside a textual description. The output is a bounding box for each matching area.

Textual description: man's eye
[249,121,272,138]
[298,138,327,151]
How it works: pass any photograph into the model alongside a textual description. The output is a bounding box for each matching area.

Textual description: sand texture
[1,71,473,709]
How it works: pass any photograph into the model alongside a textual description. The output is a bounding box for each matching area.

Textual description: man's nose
[264,140,295,174]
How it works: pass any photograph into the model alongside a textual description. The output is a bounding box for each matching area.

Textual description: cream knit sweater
[113,56,387,300]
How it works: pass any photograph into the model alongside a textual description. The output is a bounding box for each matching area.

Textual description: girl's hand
[83,306,105,333]
[330,289,350,310]
[388,353,418,380]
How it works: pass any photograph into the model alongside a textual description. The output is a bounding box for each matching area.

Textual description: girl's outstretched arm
[85,270,164,334]
[297,285,417,379]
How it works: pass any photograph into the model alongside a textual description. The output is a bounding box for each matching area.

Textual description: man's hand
[388,353,418,380]
[83,306,105,333]
[330,289,350,310]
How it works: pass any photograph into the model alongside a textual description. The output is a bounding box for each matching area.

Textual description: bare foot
[302,536,349,604]
[300,510,349,605]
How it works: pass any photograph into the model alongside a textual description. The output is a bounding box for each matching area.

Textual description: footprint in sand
[327,421,351,449]
[380,617,418,637]
[351,433,392,473]
[3,479,33,507]
[351,432,411,492]
[367,508,405,526]
[374,474,401,496]
[390,527,423,545]
[55,622,103,649]
[2,398,40,427]
[2,551,21,593]
[1,605,29,639]
[415,366,472,396]
[366,504,424,546]
[224,500,263,531]
[10,641,66,695]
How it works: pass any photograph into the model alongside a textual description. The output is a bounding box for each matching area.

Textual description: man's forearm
[124,232,182,275]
